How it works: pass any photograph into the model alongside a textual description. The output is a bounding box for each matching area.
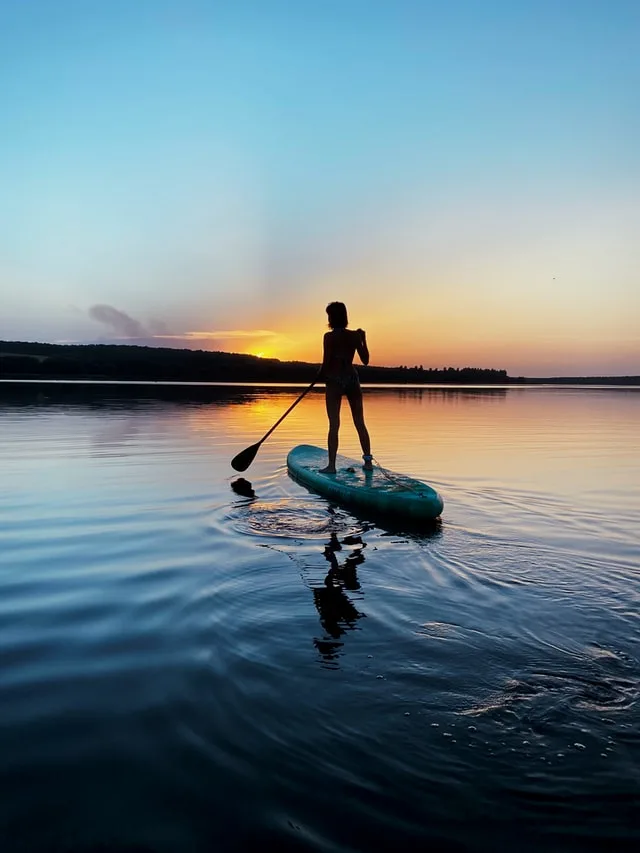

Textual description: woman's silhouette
[318,302,372,474]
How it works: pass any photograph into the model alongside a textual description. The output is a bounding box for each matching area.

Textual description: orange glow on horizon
[221,330,638,377]
[222,292,638,376]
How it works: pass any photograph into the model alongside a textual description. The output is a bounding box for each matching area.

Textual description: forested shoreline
[1,341,637,385]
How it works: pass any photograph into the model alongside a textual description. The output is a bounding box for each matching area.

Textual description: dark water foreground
[0,383,638,852]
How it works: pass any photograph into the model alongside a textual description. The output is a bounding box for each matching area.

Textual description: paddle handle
[259,379,318,445]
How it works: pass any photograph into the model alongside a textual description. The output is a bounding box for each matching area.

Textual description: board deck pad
[287,444,443,522]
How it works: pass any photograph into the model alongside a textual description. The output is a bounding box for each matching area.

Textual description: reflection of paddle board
[287,445,444,522]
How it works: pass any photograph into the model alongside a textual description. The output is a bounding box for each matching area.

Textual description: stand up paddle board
[287,445,443,522]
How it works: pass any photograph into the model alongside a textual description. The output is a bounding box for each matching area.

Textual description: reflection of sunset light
[181,388,640,511]
[247,397,293,423]
[185,394,307,439]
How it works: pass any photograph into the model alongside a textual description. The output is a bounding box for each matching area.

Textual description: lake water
[1,382,639,852]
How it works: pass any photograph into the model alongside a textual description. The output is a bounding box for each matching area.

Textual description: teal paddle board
[286,444,444,522]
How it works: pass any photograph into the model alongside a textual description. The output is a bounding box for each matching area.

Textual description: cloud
[85,307,282,352]
[148,318,172,336]
[159,329,276,341]
[88,306,275,344]
[89,304,147,338]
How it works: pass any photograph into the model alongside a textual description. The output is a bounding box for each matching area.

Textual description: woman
[318,301,373,474]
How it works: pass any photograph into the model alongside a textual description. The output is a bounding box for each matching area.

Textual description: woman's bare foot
[362,454,374,472]
[318,465,336,475]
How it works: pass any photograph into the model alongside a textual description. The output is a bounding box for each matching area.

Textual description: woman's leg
[319,386,342,473]
[347,388,372,469]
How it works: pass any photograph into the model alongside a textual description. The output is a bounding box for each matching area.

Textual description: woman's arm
[356,329,369,366]
[319,331,332,377]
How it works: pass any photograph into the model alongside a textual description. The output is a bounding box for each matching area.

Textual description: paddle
[231,379,319,471]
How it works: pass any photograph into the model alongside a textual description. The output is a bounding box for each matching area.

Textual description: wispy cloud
[89,304,148,338]
[87,306,280,350]
[158,330,276,341]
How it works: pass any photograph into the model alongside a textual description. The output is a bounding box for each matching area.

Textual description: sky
[1,0,638,376]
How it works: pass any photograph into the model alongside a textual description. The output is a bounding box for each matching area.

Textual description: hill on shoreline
[0,340,638,385]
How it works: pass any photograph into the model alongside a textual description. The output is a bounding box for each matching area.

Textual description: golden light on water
[184,386,640,503]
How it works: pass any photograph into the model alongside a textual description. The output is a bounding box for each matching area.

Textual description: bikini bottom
[325,369,360,394]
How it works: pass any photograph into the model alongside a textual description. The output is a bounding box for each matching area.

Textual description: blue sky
[1,0,638,374]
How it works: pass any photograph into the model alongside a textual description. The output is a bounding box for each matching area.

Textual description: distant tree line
[358,364,509,383]
[2,341,637,385]
[0,341,511,384]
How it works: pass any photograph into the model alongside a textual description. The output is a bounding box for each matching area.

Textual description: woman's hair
[326,301,348,329]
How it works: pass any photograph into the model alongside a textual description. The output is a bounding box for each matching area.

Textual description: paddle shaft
[231,377,320,470]
[258,379,317,446]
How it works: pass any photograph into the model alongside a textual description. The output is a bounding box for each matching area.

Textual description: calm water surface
[1,383,639,852]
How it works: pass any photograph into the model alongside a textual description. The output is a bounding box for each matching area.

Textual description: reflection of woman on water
[318,302,373,475]
[313,531,366,663]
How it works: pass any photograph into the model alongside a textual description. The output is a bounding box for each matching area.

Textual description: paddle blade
[231,441,261,472]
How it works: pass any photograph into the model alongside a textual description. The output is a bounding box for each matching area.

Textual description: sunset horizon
[2,1,638,378]
[3,333,639,380]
